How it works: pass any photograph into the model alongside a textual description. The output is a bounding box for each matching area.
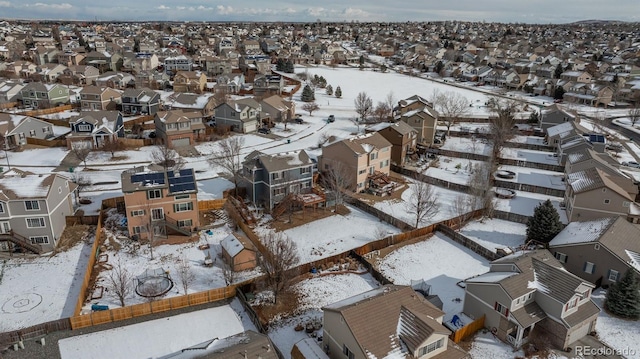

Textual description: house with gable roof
[220,232,257,271]
[322,285,469,359]
[214,98,262,133]
[154,109,205,147]
[79,85,122,111]
[19,82,70,109]
[0,113,54,149]
[121,87,161,115]
[463,250,600,350]
[539,104,578,131]
[367,121,418,166]
[0,169,77,253]
[66,111,124,149]
[548,216,640,287]
[260,95,295,126]
[172,70,208,93]
[395,95,439,145]
[164,92,218,118]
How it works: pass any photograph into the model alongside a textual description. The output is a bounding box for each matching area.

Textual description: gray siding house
[463,250,599,351]
[121,87,161,115]
[0,114,54,149]
[214,98,261,133]
[20,82,70,109]
[239,149,314,210]
[539,104,577,131]
[0,170,77,253]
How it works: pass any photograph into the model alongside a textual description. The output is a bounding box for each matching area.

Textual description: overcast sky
[0,1,637,23]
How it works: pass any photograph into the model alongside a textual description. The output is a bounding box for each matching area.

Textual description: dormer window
[565,297,578,311]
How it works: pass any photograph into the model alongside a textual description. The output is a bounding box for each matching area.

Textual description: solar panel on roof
[179,169,193,176]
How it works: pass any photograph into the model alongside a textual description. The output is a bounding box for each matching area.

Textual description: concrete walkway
[554,334,627,359]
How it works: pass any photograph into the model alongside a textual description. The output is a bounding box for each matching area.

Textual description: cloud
[0,1,12,7]
[156,5,170,10]
[30,2,72,9]
[216,5,234,15]
[305,7,326,18]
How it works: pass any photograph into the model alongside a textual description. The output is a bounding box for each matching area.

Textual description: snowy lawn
[501,147,560,165]
[85,147,158,165]
[59,300,254,359]
[259,205,401,265]
[377,232,490,317]
[494,190,568,223]
[197,177,235,199]
[459,219,527,252]
[441,136,491,155]
[497,165,565,190]
[592,289,640,356]
[2,147,69,167]
[268,272,380,359]
[0,239,93,331]
[468,331,524,359]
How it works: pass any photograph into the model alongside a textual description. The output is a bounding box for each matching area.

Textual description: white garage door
[566,320,591,345]
[244,122,257,133]
[171,137,191,147]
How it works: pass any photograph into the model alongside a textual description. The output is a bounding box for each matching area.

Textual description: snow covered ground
[468,331,524,359]
[459,219,527,252]
[497,164,566,190]
[377,232,490,317]
[440,136,491,155]
[494,190,568,223]
[59,300,254,359]
[0,239,93,331]
[501,147,560,165]
[592,289,640,357]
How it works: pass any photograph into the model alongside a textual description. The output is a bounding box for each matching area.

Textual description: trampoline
[135,268,174,298]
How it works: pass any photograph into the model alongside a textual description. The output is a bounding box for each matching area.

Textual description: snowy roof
[293,338,330,359]
[246,149,313,173]
[466,272,517,283]
[0,173,54,198]
[546,121,575,138]
[221,233,255,258]
[549,217,616,246]
[335,132,392,155]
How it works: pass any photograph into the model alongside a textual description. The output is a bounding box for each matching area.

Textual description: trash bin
[287,139,291,144]
[69,167,74,173]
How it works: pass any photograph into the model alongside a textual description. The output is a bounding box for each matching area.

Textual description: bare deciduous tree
[468,162,495,218]
[373,102,391,122]
[487,97,519,161]
[70,142,92,169]
[301,102,320,116]
[432,90,470,136]
[222,262,236,286]
[322,161,356,211]
[151,143,185,172]
[175,256,195,294]
[107,258,133,307]
[72,173,91,199]
[629,105,640,127]
[208,136,245,190]
[385,91,396,118]
[101,138,125,158]
[259,230,300,304]
[451,194,473,230]
[405,178,439,228]
[354,91,373,122]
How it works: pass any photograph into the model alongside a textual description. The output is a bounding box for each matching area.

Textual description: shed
[220,232,257,271]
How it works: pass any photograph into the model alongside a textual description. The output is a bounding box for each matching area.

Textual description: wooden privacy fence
[450,315,485,343]
[119,137,155,148]
[436,224,503,261]
[0,101,18,110]
[73,210,103,317]
[0,318,71,346]
[26,137,67,147]
[21,104,74,117]
[70,286,236,329]
[493,179,566,198]
[345,194,415,230]
[198,198,227,211]
[123,115,154,129]
[65,215,100,226]
[391,165,472,193]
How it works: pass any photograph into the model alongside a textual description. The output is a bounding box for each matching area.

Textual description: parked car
[294,115,304,124]
[328,115,335,123]
[257,127,271,135]
[622,161,640,169]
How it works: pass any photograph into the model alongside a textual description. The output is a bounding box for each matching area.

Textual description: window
[300,167,311,174]
[29,129,36,136]
[357,182,364,188]
[25,200,40,211]
[174,194,190,200]
[0,202,4,213]
[177,219,192,228]
[173,202,193,212]
[608,269,620,282]
[494,302,509,317]
[603,199,610,204]
[554,252,568,263]
[594,243,600,250]
[370,152,378,160]
[303,181,311,189]
[584,261,595,274]
[419,338,444,356]
[18,133,25,139]
[132,226,147,234]
[342,345,354,359]
[58,186,62,194]
[26,217,45,228]
[151,208,164,221]
[623,201,630,208]
[30,236,49,244]
[78,124,91,131]
[358,169,366,175]
[273,187,286,196]
[147,189,162,199]
[565,297,578,311]
[580,289,590,299]
[131,210,145,217]
[272,172,281,181]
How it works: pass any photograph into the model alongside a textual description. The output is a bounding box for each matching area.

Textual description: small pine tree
[276,58,285,72]
[554,87,565,100]
[554,63,563,79]
[525,199,563,244]
[334,86,342,98]
[528,111,540,124]
[605,268,640,320]
[326,84,333,96]
[301,85,315,102]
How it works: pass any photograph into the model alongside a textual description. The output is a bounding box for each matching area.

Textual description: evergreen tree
[525,199,563,244]
[276,58,285,72]
[301,85,315,102]
[554,87,565,100]
[334,86,342,98]
[554,63,563,79]
[301,43,309,54]
[326,84,333,96]
[605,268,640,320]
[285,60,295,73]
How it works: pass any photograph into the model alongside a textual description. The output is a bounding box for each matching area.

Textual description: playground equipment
[135,267,174,298]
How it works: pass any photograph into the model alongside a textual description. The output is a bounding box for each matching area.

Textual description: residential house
[260,95,295,126]
[95,71,135,90]
[172,70,207,93]
[31,63,67,83]
[66,111,124,149]
[549,216,640,287]
[214,98,262,133]
[58,65,100,86]
[121,87,161,115]
[220,232,258,271]
[0,114,54,149]
[0,170,77,253]
[560,71,593,83]
[319,132,392,192]
[121,166,200,240]
[83,50,122,73]
[154,109,206,147]
[57,51,86,67]
[398,106,438,146]
[214,74,245,96]
[564,148,623,180]
[20,82,70,109]
[463,250,600,350]
[253,74,284,98]
[565,167,638,222]
[563,83,613,107]
[79,85,122,111]
[0,81,25,104]
[368,121,418,166]
[322,285,469,359]
[164,93,218,118]
[162,331,277,359]
[239,149,315,210]
[135,70,171,90]
[539,104,577,131]
[545,121,578,146]
[164,55,193,75]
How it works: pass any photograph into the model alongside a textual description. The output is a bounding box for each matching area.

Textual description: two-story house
[66,111,124,149]
[367,121,418,166]
[121,166,199,240]
[539,104,577,131]
[214,98,262,133]
[323,285,469,359]
[79,85,122,111]
[172,71,207,93]
[58,65,100,86]
[549,216,640,287]
[319,132,392,192]
[0,169,77,253]
[32,63,67,83]
[239,149,315,210]
[121,87,161,115]
[0,114,54,149]
[164,55,193,76]
[0,81,25,104]
[463,250,600,351]
[396,95,439,145]
[260,95,295,127]
[164,93,218,118]
[253,75,284,98]
[20,82,70,109]
[154,110,205,147]
[57,50,86,67]
[95,71,135,90]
